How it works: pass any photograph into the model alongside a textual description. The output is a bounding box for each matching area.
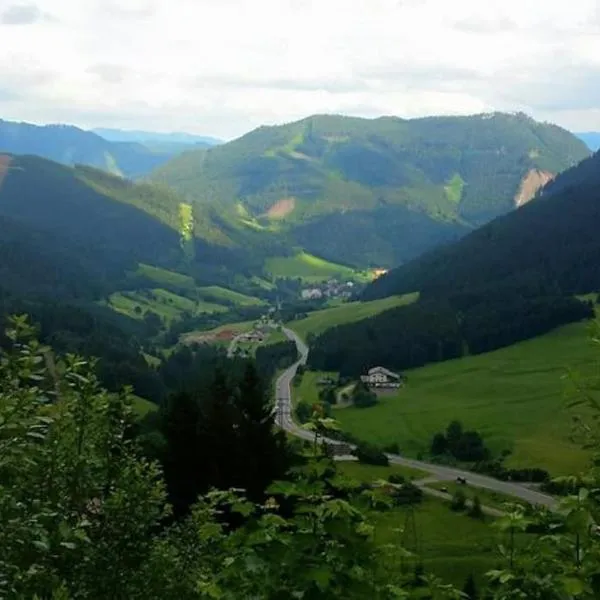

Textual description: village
[300,278,356,301]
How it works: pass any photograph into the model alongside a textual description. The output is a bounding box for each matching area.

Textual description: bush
[388,473,406,485]
[392,482,423,506]
[450,489,467,511]
[295,402,311,424]
[354,442,389,466]
[383,442,400,454]
[468,495,484,519]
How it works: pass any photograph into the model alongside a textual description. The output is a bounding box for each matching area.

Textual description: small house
[360,366,404,389]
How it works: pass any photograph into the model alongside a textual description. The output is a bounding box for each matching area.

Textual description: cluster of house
[300,279,355,301]
[360,366,405,389]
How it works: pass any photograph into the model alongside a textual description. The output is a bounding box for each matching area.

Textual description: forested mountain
[152,112,589,267]
[308,149,600,376]
[0,118,182,178]
[576,132,600,151]
[362,151,600,302]
[0,152,281,400]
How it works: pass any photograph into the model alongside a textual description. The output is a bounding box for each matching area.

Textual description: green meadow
[333,319,599,475]
[265,251,364,282]
[109,289,227,322]
[289,293,419,340]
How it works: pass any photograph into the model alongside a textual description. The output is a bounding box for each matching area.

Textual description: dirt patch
[266,197,296,219]
[215,329,236,340]
[514,169,554,208]
[0,155,13,188]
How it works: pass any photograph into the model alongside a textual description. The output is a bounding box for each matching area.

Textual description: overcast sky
[1,0,599,139]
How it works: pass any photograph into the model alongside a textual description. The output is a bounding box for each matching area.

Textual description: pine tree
[462,573,478,599]
[161,390,203,518]
[235,361,289,500]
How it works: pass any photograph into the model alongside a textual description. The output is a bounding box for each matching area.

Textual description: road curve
[275,327,558,509]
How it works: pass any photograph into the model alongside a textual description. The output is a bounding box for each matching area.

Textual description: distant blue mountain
[93,128,222,147]
[575,132,600,151]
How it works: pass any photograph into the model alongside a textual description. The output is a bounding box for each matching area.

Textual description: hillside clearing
[288,293,419,340]
[198,285,265,306]
[108,289,227,322]
[265,251,366,282]
[334,319,598,475]
[136,263,196,290]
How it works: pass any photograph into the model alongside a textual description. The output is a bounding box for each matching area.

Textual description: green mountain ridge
[0,118,184,178]
[151,112,589,267]
[362,150,600,302]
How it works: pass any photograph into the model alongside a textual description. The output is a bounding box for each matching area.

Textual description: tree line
[309,291,593,376]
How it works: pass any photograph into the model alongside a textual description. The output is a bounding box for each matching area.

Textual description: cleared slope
[289,293,419,339]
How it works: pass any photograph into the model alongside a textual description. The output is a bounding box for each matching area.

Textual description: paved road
[275,327,558,509]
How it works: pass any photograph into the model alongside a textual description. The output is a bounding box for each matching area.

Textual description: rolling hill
[152,112,589,267]
[0,118,183,178]
[0,152,269,303]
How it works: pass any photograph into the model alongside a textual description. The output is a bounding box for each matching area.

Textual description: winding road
[275,327,558,509]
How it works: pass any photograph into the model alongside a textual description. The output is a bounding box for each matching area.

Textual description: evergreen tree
[161,390,203,518]
[234,361,289,500]
[462,573,478,599]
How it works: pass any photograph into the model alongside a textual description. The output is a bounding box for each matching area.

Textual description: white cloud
[0,0,599,138]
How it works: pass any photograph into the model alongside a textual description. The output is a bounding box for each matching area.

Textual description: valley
[1,108,600,599]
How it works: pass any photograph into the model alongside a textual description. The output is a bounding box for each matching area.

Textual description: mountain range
[152,112,589,267]
[0,119,188,178]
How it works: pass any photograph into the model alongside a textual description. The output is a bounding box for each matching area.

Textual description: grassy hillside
[198,285,266,306]
[152,112,589,267]
[333,318,599,475]
[288,293,419,340]
[108,289,227,322]
[265,251,365,282]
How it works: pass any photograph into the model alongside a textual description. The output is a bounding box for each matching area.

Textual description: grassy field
[288,293,419,340]
[198,285,266,307]
[334,319,599,475]
[109,289,227,322]
[131,395,158,417]
[136,263,196,290]
[292,370,337,407]
[265,251,367,282]
[372,497,502,587]
[336,461,427,482]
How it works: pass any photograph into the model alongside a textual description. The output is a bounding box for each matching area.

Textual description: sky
[1,0,600,140]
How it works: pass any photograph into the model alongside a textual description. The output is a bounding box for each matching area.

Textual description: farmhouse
[360,366,404,389]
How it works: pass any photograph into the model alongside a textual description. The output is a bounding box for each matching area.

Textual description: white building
[360,366,403,389]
